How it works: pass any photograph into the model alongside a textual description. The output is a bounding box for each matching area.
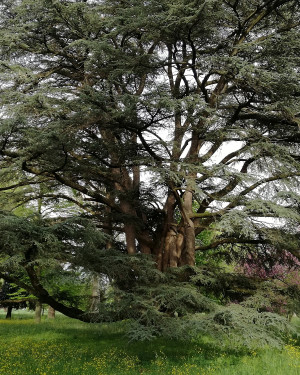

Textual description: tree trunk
[171,226,184,267]
[120,200,137,254]
[156,187,196,270]
[48,306,55,319]
[5,306,12,319]
[112,166,138,255]
[163,226,177,271]
[181,189,196,266]
[89,275,100,312]
[35,301,42,323]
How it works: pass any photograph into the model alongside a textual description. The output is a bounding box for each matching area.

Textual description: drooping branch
[22,263,94,322]
[195,238,270,251]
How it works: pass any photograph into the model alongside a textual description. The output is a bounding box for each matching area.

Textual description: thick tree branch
[195,238,270,251]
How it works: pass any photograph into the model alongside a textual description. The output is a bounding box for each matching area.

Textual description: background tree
[0,280,33,319]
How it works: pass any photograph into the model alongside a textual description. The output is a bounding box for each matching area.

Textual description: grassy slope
[0,310,299,375]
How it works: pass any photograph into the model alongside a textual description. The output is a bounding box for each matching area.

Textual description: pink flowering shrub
[237,248,300,317]
[239,249,299,280]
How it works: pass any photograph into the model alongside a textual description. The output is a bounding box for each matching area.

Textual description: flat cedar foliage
[0,0,300,344]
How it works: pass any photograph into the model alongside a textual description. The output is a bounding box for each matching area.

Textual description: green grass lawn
[0,309,299,375]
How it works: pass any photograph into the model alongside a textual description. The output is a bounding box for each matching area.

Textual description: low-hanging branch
[195,238,271,251]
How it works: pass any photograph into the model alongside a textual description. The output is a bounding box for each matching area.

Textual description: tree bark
[5,306,12,319]
[180,190,196,266]
[35,301,42,323]
[156,193,176,270]
[89,275,100,312]
[48,306,55,319]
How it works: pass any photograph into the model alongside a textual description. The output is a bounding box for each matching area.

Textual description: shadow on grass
[1,310,299,375]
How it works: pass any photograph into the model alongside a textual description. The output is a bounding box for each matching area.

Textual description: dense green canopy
[0,0,299,343]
